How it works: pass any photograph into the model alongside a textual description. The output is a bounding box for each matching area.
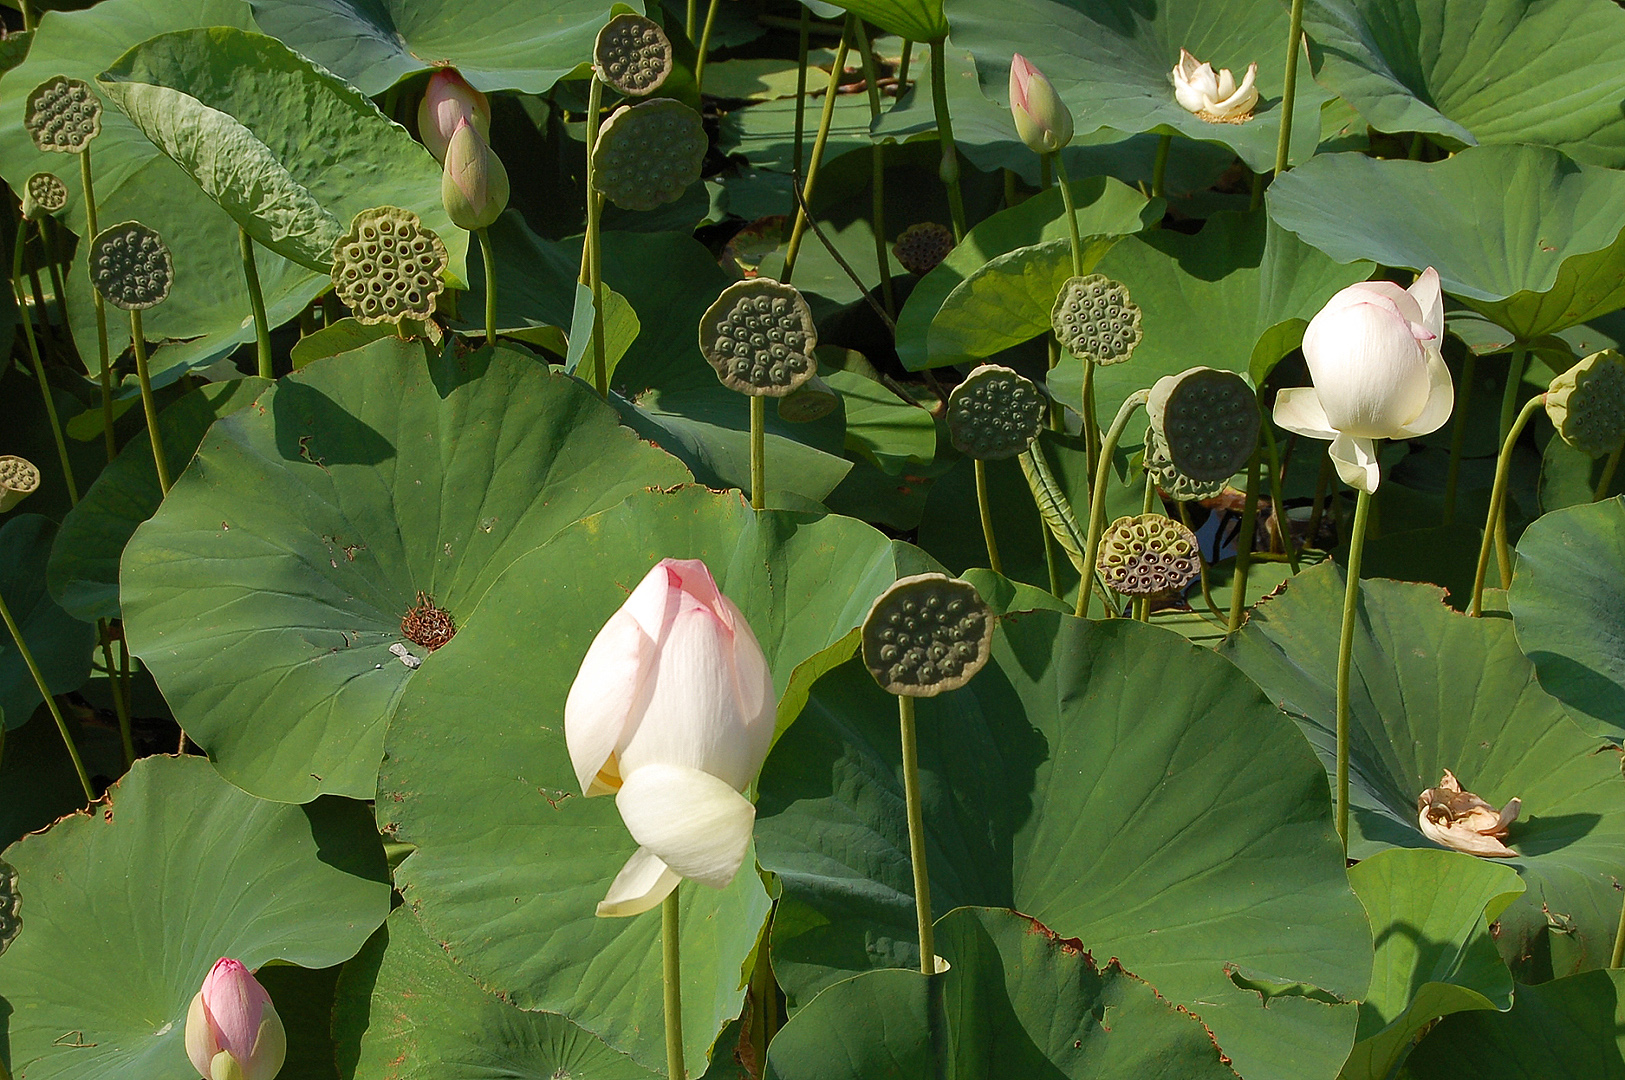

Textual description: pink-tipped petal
[1408,267,1444,339]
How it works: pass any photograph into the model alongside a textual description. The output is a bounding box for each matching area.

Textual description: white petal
[564,610,655,796]
[1302,301,1432,436]
[597,847,682,918]
[1272,388,1337,440]
[722,593,777,778]
[615,763,757,889]
[621,561,683,639]
[1418,811,1517,858]
[1210,62,1258,117]
[1318,279,1425,329]
[1330,434,1381,493]
[1394,347,1455,437]
[1215,67,1236,100]
[1407,267,1444,340]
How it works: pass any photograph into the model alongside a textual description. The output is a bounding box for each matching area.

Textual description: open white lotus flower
[1171,49,1259,122]
[1273,269,1454,494]
[1417,770,1521,858]
[565,558,776,917]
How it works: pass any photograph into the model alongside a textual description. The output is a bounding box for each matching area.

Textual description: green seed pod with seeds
[591,98,706,212]
[0,456,41,513]
[24,75,101,154]
[778,375,839,422]
[331,206,448,326]
[1545,349,1625,457]
[1097,513,1201,597]
[89,221,173,310]
[21,172,67,221]
[698,278,818,397]
[1143,425,1226,502]
[594,13,674,96]
[892,222,955,276]
[861,573,994,697]
[1051,273,1142,365]
[945,364,1046,460]
[1146,366,1259,482]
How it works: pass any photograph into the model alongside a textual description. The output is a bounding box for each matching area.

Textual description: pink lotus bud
[441,117,510,230]
[184,958,286,1080]
[417,67,491,163]
[1008,54,1073,155]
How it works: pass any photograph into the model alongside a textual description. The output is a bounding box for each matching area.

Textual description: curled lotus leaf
[1097,513,1201,597]
[861,572,993,697]
[1144,425,1226,503]
[892,222,955,276]
[590,97,706,212]
[698,278,818,397]
[1147,366,1259,482]
[778,374,839,422]
[945,363,1046,460]
[23,74,100,153]
[89,221,173,311]
[593,13,673,97]
[0,456,41,513]
[0,860,15,957]
[331,206,447,326]
[21,172,67,220]
[1050,273,1142,365]
[1545,349,1625,457]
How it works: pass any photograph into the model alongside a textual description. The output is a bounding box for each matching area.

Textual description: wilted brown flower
[1417,770,1520,858]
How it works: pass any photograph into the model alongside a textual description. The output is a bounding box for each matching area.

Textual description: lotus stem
[82,148,116,464]
[1151,133,1172,200]
[1261,418,1299,572]
[750,394,766,511]
[1470,394,1545,616]
[1273,0,1307,179]
[662,887,684,1080]
[897,694,935,975]
[686,0,696,39]
[928,39,966,241]
[0,589,94,804]
[853,19,895,319]
[974,458,1002,573]
[1178,500,1228,629]
[1050,155,1085,278]
[583,74,608,395]
[97,619,134,768]
[748,938,778,1065]
[1081,355,1100,476]
[1498,345,1527,443]
[1334,485,1372,854]
[43,216,71,333]
[1079,389,1151,618]
[13,219,78,504]
[1613,888,1625,968]
[694,0,722,97]
[239,227,273,379]
[790,6,810,215]
[1307,450,1332,542]
[1042,341,1064,596]
[130,308,172,495]
[1595,443,1622,502]
[1442,350,1477,524]
[26,259,54,362]
[477,226,496,346]
[20,0,35,31]
[1227,449,1263,631]
[783,18,853,282]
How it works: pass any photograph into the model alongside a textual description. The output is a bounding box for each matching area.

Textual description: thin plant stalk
[750,395,766,511]
[0,590,95,804]
[1177,500,1228,629]
[1307,450,1332,543]
[240,226,273,379]
[853,19,895,317]
[927,40,966,241]
[582,75,609,394]
[1049,156,1099,464]
[1151,133,1172,200]
[1613,891,1625,968]
[130,308,172,495]
[1273,0,1307,178]
[1442,350,1477,524]
[1333,485,1372,853]
[1498,345,1527,442]
[686,0,696,39]
[42,216,71,333]
[82,148,116,464]
[13,220,78,504]
[1227,449,1262,632]
[1260,419,1299,572]
[783,19,853,281]
[897,695,935,975]
[694,0,722,97]
[26,262,54,361]
[1040,339,1064,597]
[973,457,1002,573]
[476,226,497,346]
[20,0,35,30]
[790,6,810,216]
[97,619,134,767]
[897,40,914,87]
[662,888,684,1080]
[1049,156,1085,278]
[1078,389,1151,618]
[1470,394,1544,616]
[1596,443,1623,501]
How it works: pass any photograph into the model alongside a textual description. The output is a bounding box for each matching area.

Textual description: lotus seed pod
[1143,425,1226,502]
[1146,366,1259,482]
[21,172,68,221]
[89,222,173,311]
[1097,513,1201,597]
[778,375,839,422]
[1545,349,1625,457]
[591,98,706,212]
[0,860,16,957]
[331,206,448,326]
[0,456,41,513]
[1051,273,1142,365]
[594,13,674,96]
[892,222,955,276]
[861,573,993,697]
[24,75,101,154]
[945,364,1046,460]
[698,278,818,397]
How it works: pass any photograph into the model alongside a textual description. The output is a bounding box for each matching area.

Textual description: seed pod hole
[24,75,102,154]
[892,223,956,276]
[1147,366,1260,482]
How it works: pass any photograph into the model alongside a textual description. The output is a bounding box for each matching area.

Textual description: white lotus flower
[1171,49,1259,122]
[1273,269,1454,493]
[565,558,776,917]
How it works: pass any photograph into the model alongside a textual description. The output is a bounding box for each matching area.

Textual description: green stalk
[790,6,810,215]
[240,226,273,379]
[1078,389,1150,618]
[783,20,853,282]
[1273,0,1307,178]
[1498,345,1527,442]
[0,589,94,804]
[928,39,966,241]
[1442,350,1477,524]
[1049,156,1099,464]
[686,0,696,39]
[662,888,684,1080]
[477,226,497,346]
[42,216,71,333]
[1050,155,1085,278]
[750,394,766,510]
[20,0,35,31]
[853,20,895,318]
[897,40,914,87]
[1334,485,1372,854]
[1614,888,1625,967]
[130,308,172,495]
[694,0,722,97]
[97,620,134,767]
[1470,394,1544,616]
[82,148,116,464]
[1151,133,1172,200]
[1307,449,1332,544]
[13,220,79,503]
[1041,339,1064,597]
[1596,443,1623,502]
[973,457,1002,573]
[583,75,608,395]
[1261,419,1299,572]
[897,694,935,975]
[1227,449,1262,632]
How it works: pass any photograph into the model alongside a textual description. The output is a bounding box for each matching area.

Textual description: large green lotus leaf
[48,377,272,622]
[0,755,390,1080]
[896,174,1155,371]
[1266,146,1625,341]
[1303,0,1625,167]
[379,486,933,1075]
[1047,209,1374,432]
[333,908,658,1080]
[247,0,634,96]
[825,368,936,473]
[99,27,467,281]
[0,0,328,368]
[944,0,1330,173]
[756,611,1372,1080]
[1539,431,1625,512]
[1,516,96,732]
[766,906,1242,1080]
[600,230,733,395]
[120,340,688,803]
[1405,968,1625,1078]
[1220,563,1625,975]
[829,0,946,41]
[1508,497,1625,740]
[1341,848,1523,1080]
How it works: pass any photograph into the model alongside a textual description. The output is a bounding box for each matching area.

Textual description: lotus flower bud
[1171,49,1259,122]
[184,958,286,1080]
[417,67,490,163]
[441,117,509,230]
[565,558,776,918]
[1008,54,1073,154]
